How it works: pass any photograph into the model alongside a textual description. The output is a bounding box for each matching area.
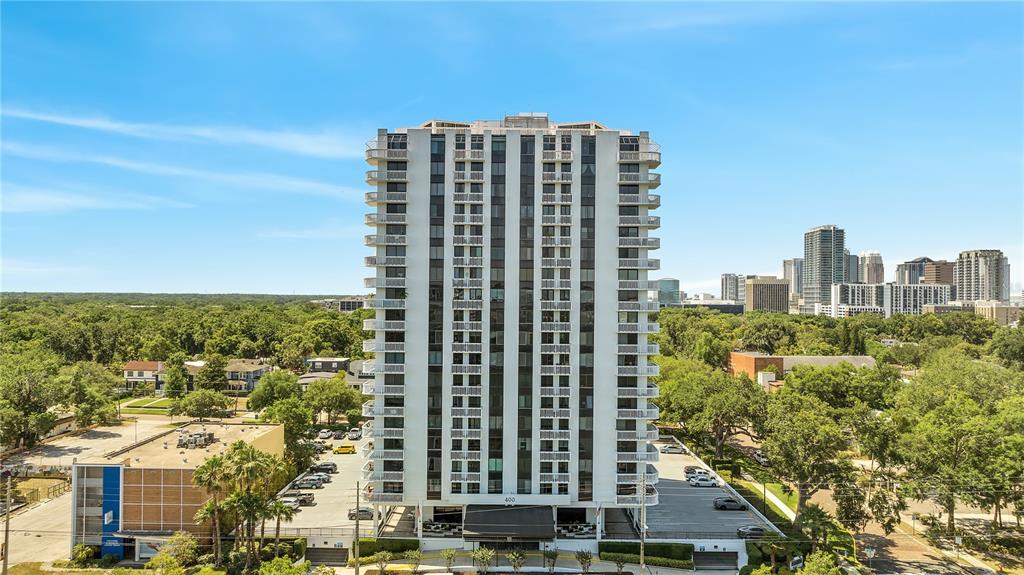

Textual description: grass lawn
[734,479,795,533]
[120,407,170,415]
[148,398,174,408]
[12,564,119,575]
[766,482,799,512]
[124,397,158,408]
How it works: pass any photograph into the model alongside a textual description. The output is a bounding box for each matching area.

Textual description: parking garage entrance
[463,504,556,548]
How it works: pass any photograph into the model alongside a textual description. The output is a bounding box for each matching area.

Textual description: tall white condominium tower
[783,258,803,296]
[363,114,662,545]
[803,225,846,307]
[955,249,1011,302]
[858,251,885,284]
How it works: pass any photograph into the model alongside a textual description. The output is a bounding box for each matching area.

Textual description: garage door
[305,547,349,566]
[693,551,738,570]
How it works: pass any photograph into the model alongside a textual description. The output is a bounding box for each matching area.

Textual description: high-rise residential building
[922,260,955,287]
[858,251,885,284]
[845,250,860,284]
[895,257,933,284]
[803,225,846,308]
[363,114,662,543]
[744,276,790,313]
[783,258,803,296]
[955,250,1011,302]
[721,273,744,302]
[655,278,681,307]
[829,282,951,317]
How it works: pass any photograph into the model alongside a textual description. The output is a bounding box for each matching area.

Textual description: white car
[689,476,718,488]
[752,451,770,466]
[278,497,301,511]
[317,429,333,440]
[347,428,363,440]
[660,444,685,454]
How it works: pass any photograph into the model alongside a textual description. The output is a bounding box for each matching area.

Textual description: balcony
[541,172,573,183]
[618,280,659,290]
[452,321,482,331]
[541,258,573,268]
[617,237,661,249]
[364,446,405,461]
[450,429,482,440]
[541,215,573,225]
[541,237,572,247]
[363,469,405,482]
[362,341,406,353]
[364,277,406,289]
[451,299,483,310]
[540,301,571,311]
[450,450,481,460]
[539,472,571,483]
[451,342,482,353]
[538,430,572,440]
[451,385,483,396]
[616,385,661,398]
[450,471,481,482]
[365,255,406,267]
[539,451,572,462]
[540,344,571,354]
[365,492,404,503]
[618,259,660,270]
[541,193,572,204]
[365,140,409,163]
[452,235,485,246]
[364,427,405,440]
[452,214,485,225]
[365,191,407,205]
[539,386,571,397]
[453,149,485,161]
[617,172,661,188]
[615,489,659,506]
[618,193,661,208]
[366,298,407,310]
[541,150,573,162]
[366,170,408,184]
[365,213,407,225]
[617,365,660,377]
[618,215,661,228]
[617,300,660,312]
[452,278,484,288]
[539,365,571,376]
[617,343,660,355]
[618,150,662,168]
[365,234,407,247]
[453,256,483,267]
[451,364,483,375]
[616,425,660,442]
[454,171,485,183]
[540,407,572,418]
[363,361,405,374]
[616,445,660,463]
[453,193,484,203]
[617,406,660,420]
[363,319,405,332]
[451,407,482,418]
[617,322,660,334]
[541,279,572,289]
[617,466,660,486]
[541,322,571,332]
[362,401,404,417]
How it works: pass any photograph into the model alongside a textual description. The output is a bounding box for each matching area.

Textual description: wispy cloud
[2,107,364,159]
[2,182,193,213]
[260,219,364,240]
[2,141,364,201]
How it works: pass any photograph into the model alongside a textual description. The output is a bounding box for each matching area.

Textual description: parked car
[277,497,301,511]
[683,465,707,475]
[334,444,356,454]
[752,450,770,466]
[308,472,331,483]
[317,429,333,440]
[689,476,718,487]
[293,478,324,490]
[333,430,348,440]
[348,507,374,520]
[659,444,684,454]
[347,428,363,440]
[713,497,747,510]
[311,462,337,473]
[685,466,710,479]
[282,491,315,506]
[737,525,767,539]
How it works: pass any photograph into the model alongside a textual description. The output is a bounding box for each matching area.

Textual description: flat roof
[80,422,281,469]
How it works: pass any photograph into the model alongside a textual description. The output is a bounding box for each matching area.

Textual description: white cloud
[2,107,364,159]
[2,141,364,201]
[1,182,193,213]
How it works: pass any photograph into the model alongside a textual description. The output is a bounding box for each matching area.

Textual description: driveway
[6,490,72,565]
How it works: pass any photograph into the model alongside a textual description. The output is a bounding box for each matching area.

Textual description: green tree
[54,361,119,427]
[690,371,765,458]
[196,354,229,391]
[192,454,229,565]
[305,375,363,424]
[472,548,495,575]
[172,389,232,420]
[802,551,842,575]
[574,549,592,575]
[0,349,62,448]
[157,531,200,568]
[258,557,311,575]
[248,370,301,412]
[261,397,315,467]
[798,504,834,552]
[833,478,870,555]
[740,315,796,354]
[374,551,394,575]
[163,352,189,399]
[266,499,298,557]
[505,550,525,575]
[275,332,315,372]
[991,326,1024,369]
[542,549,559,574]
[403,549,423,575]
[441,548,458,572]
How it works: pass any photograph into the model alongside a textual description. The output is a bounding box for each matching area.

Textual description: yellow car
[333,444,356,454]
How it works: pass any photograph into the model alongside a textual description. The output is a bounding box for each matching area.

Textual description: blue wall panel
[101,466,123,560]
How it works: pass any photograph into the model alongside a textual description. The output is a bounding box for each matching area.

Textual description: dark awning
[463,505,556,541]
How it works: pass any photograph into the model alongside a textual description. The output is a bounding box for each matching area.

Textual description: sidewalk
[742,476,795,521]
[331,555,710,575]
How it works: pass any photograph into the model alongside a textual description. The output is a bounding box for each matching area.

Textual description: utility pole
[639,472,646,575]
[354,480,360,575]
[3,471,12,575]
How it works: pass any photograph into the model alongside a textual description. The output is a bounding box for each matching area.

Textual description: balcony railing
[540,407,572,418]
[450,450,482,460]
[617,149,662,167]
[452,235,485,246]
[538,430,572,441]
[364,277,406,289]
[539,386,571,397]
[451,299,483,310]
[618,280,659,290]
[366,170,408,184]
[617,172,661,188]
[450,471,481,482]
[617,365,660,377]
[615,490,659,506]
[617,322,660,334]
[540,344,571,354]
[451,385,483,396]
[453,149,485,161]
[617,343,660,355]
[362,401,404,417]
[617,300,660,312]
[366,299,407,310]
[538,451,572,462]
[539,365,572,376]
[539,472,571,483]
[363,319,406,331]
[541,322,571,332]
[617,237,661,249]
[362,361,403,375]
[541,150,573,162]
[618,259,660,270]
[541,258,573,268]
[365,145,409,163]
[617,426,660,441]
[540,301,571,311]
[365,213,407,225]
[362,341,405,353]
[364,427,405,440]
[453,256,484,267]
[365,234,407,246]
[454,171,485,182]
[616,446,660,463]
[452,321,482,331]
[452,214,485,225]
[541,172,573,183]
[363,469,405,482]
[618,215,661,227]
[616,385,661,398]
[365,255,406,267]
[541,215,572,225]
[541,193,573,204]
[451,407,482,417]
[367,448,405,460]
[451,364,482,375]
[451,342,482,353]
[616,406,660,420]
[452,278,484,288]
[453,193,484,203]
[541,237,572,247]
[450,429,482,440]
[365,191,407,205]
[541,279,572,289]
[618,193,661,207]
[365,492,404,503]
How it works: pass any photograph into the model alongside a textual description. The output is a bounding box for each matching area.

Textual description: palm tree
[800,504,833,552]
[192,454,229,565]
[194,501,222,562]
[266,499,297,557]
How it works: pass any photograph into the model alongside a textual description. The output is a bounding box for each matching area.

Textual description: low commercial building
[743,276,790,313]
[728,351,876,390]
[974,301,1021,326]
[304,357,350,373]
[70,423,283,561]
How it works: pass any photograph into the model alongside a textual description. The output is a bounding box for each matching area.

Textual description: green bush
[598,552,694,570]
[745,541,764,565]
[739,566,754,575]
[598,542,693,560]
[356,538,419,556]
[293,537,307,559]
[99,553,120,568]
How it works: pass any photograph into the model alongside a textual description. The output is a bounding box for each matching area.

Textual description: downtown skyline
[2,2,1022,295]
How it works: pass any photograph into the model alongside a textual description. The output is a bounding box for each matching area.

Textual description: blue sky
[2,2,1021,295]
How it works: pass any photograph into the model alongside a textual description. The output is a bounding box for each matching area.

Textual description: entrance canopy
[463,505,556,542]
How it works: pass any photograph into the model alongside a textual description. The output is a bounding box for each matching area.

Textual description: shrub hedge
[598,542,693,560]
[356,538,420,555]
[598,552,694,570]
[745,541,763,565]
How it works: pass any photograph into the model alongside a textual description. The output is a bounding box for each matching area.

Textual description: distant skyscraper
[803,225,846,307]
[744,276,790,313]
[895,257,933,284]
[783,258,803,296]
[845,249,859,284]
[955,250,1011,302]
[859,251,885,284]
[656,278,681,307]
[922,260,954,287]
[721,273,744,302]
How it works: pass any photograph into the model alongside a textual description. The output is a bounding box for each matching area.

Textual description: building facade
[974,300,1021,326]
[655,278,681,307]
[858,251,884,284]
[830,282,951,317]
[955,250,1010,302]
[720,273,744,303]
[922,260,955,287]
[782,258,803,296]
[803,225,846,308]
[744,276,790,313]
[845,250,860,284]
[895,257,933,284]
[363,114,661,543]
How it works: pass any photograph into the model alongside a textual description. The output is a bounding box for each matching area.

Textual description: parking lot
[5,417,171,469]
[649,440,774,539]
[277,433,371,537]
